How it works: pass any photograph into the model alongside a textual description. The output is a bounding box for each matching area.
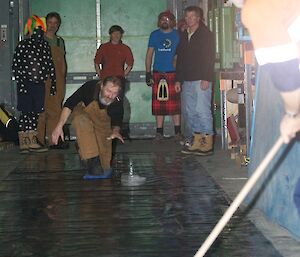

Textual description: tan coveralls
[37,41,66,144]
[71,101,112,169]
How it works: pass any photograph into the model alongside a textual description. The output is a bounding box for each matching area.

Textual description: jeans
[181,80,213,136]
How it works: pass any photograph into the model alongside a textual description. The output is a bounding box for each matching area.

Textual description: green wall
[30,0,166,124]
[100,0,166,122]
[30,0,96,72]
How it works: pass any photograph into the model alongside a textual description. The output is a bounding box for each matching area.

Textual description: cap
[109,25,124,34]
[158,10,175,21]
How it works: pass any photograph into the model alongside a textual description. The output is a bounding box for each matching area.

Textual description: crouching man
[52,76,124,179]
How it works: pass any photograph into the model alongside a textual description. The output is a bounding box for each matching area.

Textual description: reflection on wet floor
[0,147,282,257]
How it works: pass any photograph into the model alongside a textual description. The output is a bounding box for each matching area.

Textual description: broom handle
[194,136,284,257]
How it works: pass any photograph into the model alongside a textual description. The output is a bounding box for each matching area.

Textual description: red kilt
[152,72,181,115]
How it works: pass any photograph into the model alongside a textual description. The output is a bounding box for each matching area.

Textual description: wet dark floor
[0,142,282,257]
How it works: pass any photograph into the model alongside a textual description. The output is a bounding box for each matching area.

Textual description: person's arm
[200,31,215,90]
[94,45,103,78]
[173,55,177,69]
[51,107,72,144]
[107,100,124,143]
[124,65,132,77]
[52,80,93,144]
[12,42,23,83]
[172,55,181,93]
[124,46,134,77]
[280,88,300,143]
[175,33,185,85]
[199,30,215,84]
[59,37,67,77]
[145,47,154,86]
[94,63,102,78]
[280,114,300,143]
[175,44,182,89]
[281,88,300,114]
[107,126,124,143]
[145,47,154,73]
[109,99,124,128]
[63,81,90,110]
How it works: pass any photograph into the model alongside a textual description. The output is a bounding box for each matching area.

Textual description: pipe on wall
[95,0,101,49]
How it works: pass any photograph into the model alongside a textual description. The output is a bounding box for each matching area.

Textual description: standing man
[145,10,182,142]
[52,76,124,179]
[94,25,134,139]
[94,25,134,97]
[37,12,67,149]
[175,6,215,156]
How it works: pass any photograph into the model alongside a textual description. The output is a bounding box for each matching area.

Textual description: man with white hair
[52,76,124,179]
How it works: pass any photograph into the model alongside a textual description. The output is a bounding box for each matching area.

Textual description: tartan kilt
[152,72,181,115]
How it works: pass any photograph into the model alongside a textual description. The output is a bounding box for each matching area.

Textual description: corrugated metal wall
[0,0,22,111]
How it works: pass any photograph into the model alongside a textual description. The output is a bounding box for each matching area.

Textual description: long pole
[194,137,284,257]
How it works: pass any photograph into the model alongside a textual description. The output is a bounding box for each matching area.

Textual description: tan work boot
[18,131,30,154]
[181,133,213,156]
[28,130,48,152]
[181,133,201,155]
[198,134,213,156]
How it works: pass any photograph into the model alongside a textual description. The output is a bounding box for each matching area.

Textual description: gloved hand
[146,72,154,87]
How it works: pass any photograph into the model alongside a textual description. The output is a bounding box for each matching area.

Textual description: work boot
[83,156,112,180]
[181,133,213,156]
[87,156,103,175]
[198,134,213,156]
[18,131,30,154]
[49,137,69,150]
[28,130,48,153]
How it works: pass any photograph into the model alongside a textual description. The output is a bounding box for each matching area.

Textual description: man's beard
[160,22,170,30]
[99,91,114,106]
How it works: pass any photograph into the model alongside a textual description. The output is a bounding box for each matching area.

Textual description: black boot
[87,156,103,175]
[49,137,69,150]
[83,156,112,180]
